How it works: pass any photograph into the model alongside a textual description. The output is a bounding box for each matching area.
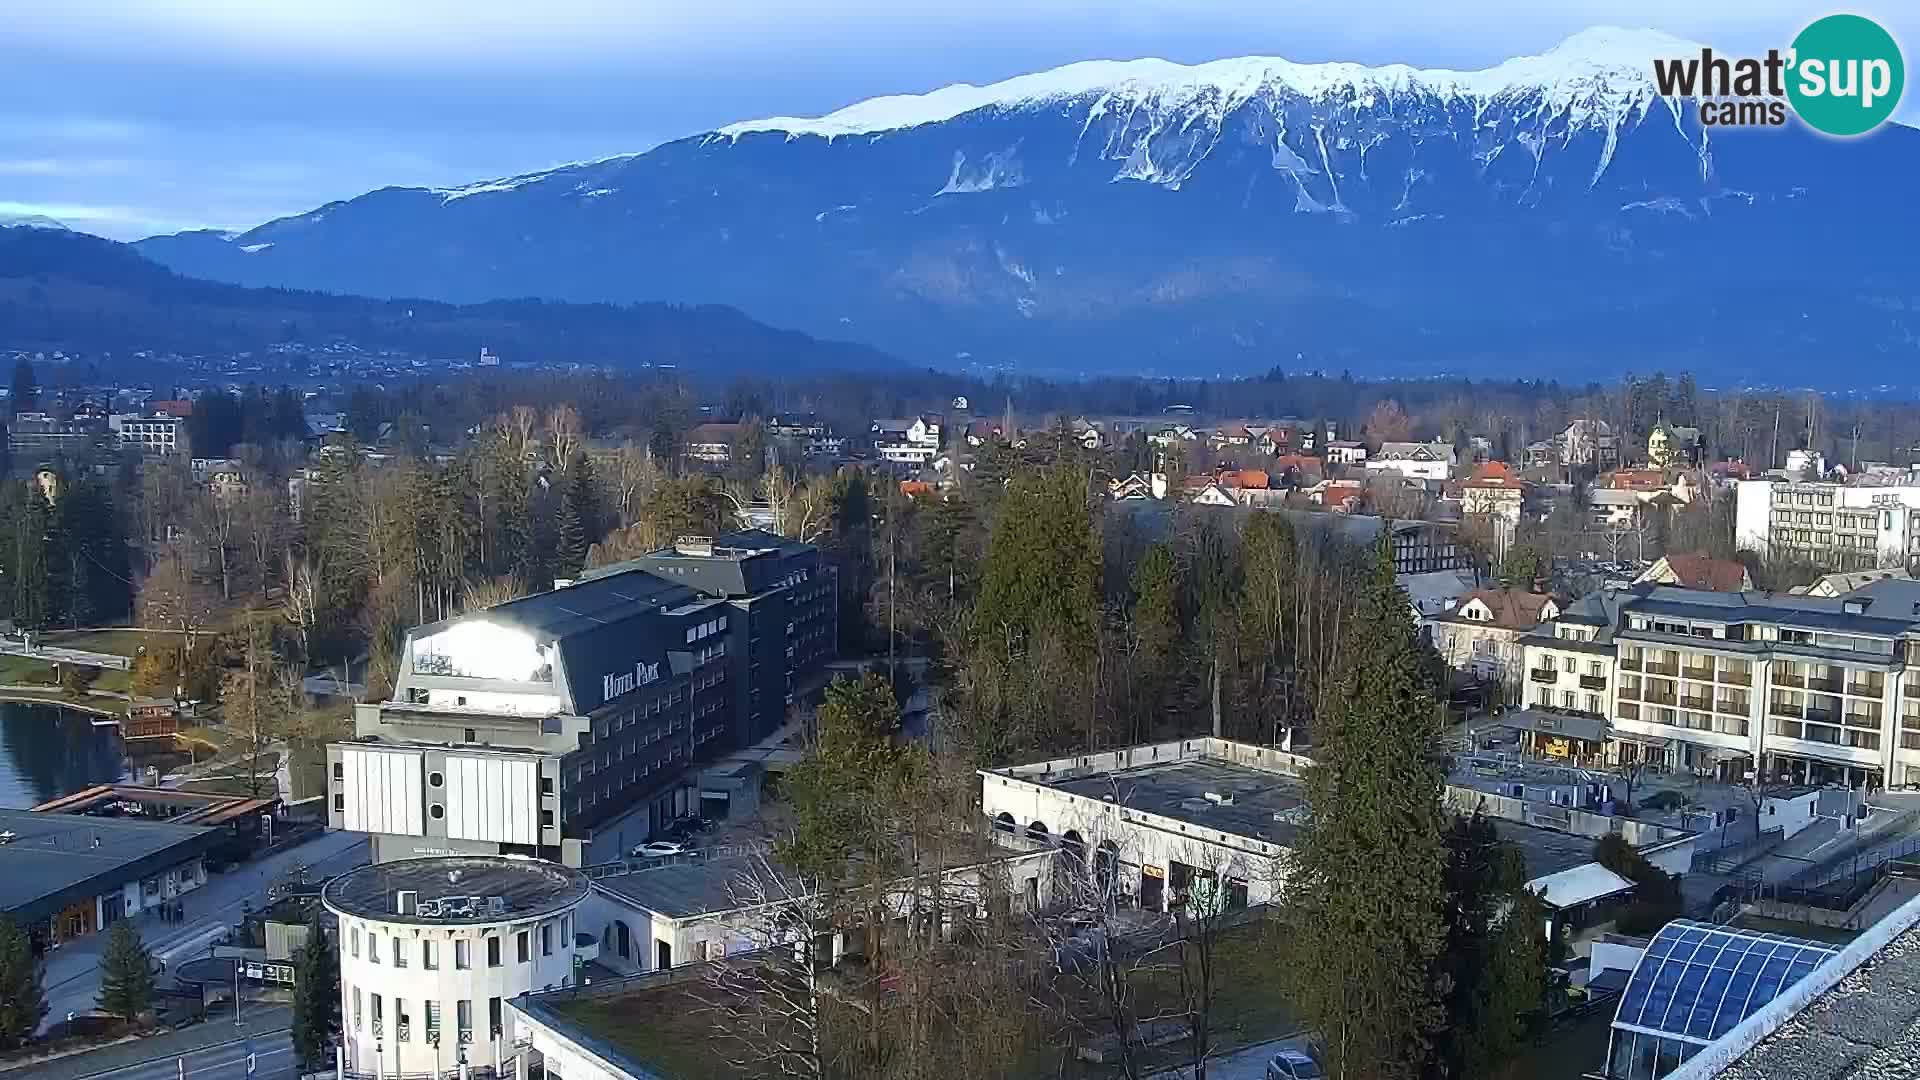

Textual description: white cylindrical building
[324,855,594,1078]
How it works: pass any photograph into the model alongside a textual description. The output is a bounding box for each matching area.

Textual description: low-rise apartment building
[1433,589,1562,704]
[1735,477,1920,572]
[1580,583,1920,787]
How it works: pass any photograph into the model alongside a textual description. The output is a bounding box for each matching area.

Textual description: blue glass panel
[1687,965,1736,1039]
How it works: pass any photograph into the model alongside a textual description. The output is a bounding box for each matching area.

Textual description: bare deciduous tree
[281,549,322,661]
[700,853,833,1080]
[545,404,585,472]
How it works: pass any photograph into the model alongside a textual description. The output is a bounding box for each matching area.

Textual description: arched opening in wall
[1062,829,1086,860]
[1027,820,1049,843]
[993,812,1016,834]
[1095,841,1120,899]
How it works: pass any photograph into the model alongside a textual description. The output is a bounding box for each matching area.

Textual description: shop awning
[1496,708,1609,745]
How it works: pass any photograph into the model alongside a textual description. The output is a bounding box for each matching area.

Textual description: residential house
[1068,418,1104,451]
[1147,425,1198,448]
[1365,441,1456,482]
[872,416,942,465]
[1461,463,1527,527]
[1325,440,1368,466]
[963,419,1003,447]
[1108,473,1163,501]
[1521,590,1630,724]
[1219,469,1270,491]
[1270,454,1324,487]
[1633,554,1752,592]
[768,415,844,458]
[1646,421,1702,468]
[1432,589,1562,704]
[1191,483,1238,507]
[684,422,744,465]
[1558,418,1620,470]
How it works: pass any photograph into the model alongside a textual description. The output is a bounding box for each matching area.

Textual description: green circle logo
[1786,14,1905,136]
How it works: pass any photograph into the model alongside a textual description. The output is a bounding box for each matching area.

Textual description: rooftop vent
[675,536,715,556]
[1203,791,1234,807]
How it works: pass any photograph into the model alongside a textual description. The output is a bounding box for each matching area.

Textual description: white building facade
[324,857,595,1079]
[1735,478,1920,572]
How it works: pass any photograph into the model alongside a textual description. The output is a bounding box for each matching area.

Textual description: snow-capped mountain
[136,28,1920,380]
[0,212,71,231]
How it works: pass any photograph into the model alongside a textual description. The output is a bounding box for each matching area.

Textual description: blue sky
[3,1,1914,239]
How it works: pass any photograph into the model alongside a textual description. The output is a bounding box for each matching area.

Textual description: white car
[1266,1049,1324,1080]
[631,841,689,859]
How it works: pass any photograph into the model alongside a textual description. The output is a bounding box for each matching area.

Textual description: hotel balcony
[1645,661,1679,677]
[1718,669,1752,687]
[1643,690,1677,707]
[1682,665,1715,682]
[1580,675,1608,691]
[1530,668,1558,684]
[1807,676,1844,694]
[1848,681,1885,698]
[1773,672,1806,689]
[1680,695,1713,711]
[1619,656,1643,672]
[1716,698,1750,716]
[1616,702,1641,721]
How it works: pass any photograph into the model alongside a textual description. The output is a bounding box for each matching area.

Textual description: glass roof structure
[1604,920,1839,1080]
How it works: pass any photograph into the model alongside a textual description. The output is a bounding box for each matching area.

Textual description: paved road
[1148,1035,1313,1080]
[103,1033,296,1080]
[39,830,368,1033]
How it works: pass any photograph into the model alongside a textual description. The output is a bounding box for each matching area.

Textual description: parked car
[631,841,690,859]
[1266,1049,1324,1080]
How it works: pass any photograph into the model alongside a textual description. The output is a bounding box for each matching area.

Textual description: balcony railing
[1616,702,1640,721]
[1620,656,1644,672]
[1845,713,1880,729]
[1530,668,1557,684]
[1716,698,1749,716]
[1770,700,1803,719]
[1773,672,1806,688]
[1680,696,1712,711]
[1643,691,1677,707]
[1645,662,1679,677]
[1682,666,1715,682]
[1718,668,1752,686]
[1580,675,1608,691]
[1807,677,1843,694]
[1805,709,1839,726]
[1848,682,1884,697]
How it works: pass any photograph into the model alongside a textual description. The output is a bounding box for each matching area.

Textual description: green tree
[556,451,604,575]
[779,673,917,882]
[290,917,341,1071]
[1432,814,1547,1078]
[0,915,46,1050]
[972,465,1100,662]
[96,919,154,1024]
[1595,834,1683,935]
[1282,535,1447,1080]
[1498,542,1548,592]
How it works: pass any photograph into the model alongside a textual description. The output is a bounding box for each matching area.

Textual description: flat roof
[1044,759,1306,847]
[1499,819,1610,882]
[432,569,698,642]
[594,857,771,920]
[322,856,589,925]
[32,785,277,826]
[0,808,219,924]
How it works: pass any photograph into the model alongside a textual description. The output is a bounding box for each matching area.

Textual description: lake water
[0,700,131,808]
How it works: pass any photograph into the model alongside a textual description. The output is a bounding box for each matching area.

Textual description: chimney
[396,890,417,915]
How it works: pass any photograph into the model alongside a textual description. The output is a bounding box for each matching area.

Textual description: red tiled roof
[1456,588,1555,629]
[1607,469,1668,491]
[1222,469,1270,490]
[1470,461,1517,481]
[1661,554,1748,592]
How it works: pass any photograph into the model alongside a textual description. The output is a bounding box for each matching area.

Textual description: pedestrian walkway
[0,1006,290,1080]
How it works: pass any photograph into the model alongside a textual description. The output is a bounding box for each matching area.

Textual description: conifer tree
[1282,535,1447,1080]
[290,917,341,1070]
[0,915,46,1050]
[97,919,154,1024]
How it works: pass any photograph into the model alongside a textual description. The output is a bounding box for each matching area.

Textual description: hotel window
[393,938,407,967]
[371,994,383,1036]
[455,939,470,970]
[354,988,363,1031]
[396,998,410,1041]
[423,940,437,970]
[488,936,502,967]
[370,934,380,964]
[1563,656,1576,673]
[517,930,530,963]
[350,927,360,958]
[425,1000,440,1042]
[457,999,473,1044]
[541,923,553,956]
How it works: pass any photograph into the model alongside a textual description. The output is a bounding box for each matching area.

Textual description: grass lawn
[553,982,744,1080]
[0,628,181,695]
[551,920,1298,1080]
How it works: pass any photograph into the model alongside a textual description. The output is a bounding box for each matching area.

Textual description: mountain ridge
[131,27,1920,383]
